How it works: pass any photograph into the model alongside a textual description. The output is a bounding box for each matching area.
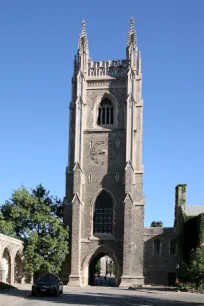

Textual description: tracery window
[97,99,113,126]
[93,190,113,234]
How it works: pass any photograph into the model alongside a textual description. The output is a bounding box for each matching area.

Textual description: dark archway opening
[89,252,116,287]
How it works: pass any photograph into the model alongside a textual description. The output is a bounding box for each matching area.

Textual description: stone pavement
[0,285,204,306]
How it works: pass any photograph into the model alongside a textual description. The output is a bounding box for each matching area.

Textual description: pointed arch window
[97,99,114,126]
[93,190,113,234]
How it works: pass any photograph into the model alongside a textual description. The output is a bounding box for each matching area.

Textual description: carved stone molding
[87,79,126,89]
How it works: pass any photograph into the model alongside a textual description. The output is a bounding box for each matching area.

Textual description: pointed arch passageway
[82,245,121,287]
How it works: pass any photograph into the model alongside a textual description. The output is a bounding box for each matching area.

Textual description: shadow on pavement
[0,287,204,306]
[0,288,30,298]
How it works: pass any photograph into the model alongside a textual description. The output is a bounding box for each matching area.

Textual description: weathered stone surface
[63,19,181,287]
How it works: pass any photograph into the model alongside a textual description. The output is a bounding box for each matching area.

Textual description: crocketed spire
[78,19,88,50]
[127,16,136,47]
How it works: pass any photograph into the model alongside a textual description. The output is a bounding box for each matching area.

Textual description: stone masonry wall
[144,228,180,285]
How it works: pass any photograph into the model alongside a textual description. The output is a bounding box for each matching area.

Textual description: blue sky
[0,1,204,227]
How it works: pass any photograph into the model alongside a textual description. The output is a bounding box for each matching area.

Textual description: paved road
[1,286,204,306]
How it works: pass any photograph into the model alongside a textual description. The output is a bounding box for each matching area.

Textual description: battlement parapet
[88,59,129,77]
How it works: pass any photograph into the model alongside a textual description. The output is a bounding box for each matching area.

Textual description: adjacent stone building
[63,18,204,287]
[0,233,24,284]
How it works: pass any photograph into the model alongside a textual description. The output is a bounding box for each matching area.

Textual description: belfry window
[93,190,113,234]
[97,99,114,126]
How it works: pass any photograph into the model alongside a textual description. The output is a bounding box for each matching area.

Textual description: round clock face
[90,141,107,165]
[90,140,116,165]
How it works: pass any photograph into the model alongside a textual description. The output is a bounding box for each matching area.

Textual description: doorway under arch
[82,245,121,287]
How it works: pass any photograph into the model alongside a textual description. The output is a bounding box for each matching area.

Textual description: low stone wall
[0,233,24,284]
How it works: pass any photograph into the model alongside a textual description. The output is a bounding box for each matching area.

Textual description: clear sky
[0,0,204,227]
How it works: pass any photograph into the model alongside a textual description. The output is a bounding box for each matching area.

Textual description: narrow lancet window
[154,239,160,255]
[170,239,177,255]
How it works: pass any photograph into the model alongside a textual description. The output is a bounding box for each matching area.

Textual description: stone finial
[81,19,87,38]
[130,16,135,32]
[78,34,81,48]
[127,16,136,47]
[78,19,88,51]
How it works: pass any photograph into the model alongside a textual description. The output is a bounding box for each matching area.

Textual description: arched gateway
[82,245,121,287]
[63,18,145,288]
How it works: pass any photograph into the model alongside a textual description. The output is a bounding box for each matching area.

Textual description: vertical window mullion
[107,107,109,124]
[110,107,113,124]
[104,105,107,125]
[98,108,101,125]
[102,107,105,124]
[100,106,103,124]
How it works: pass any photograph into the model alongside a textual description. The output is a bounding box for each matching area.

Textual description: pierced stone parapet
[88,59,129,77]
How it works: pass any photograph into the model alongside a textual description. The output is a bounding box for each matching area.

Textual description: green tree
[180,247,204,289]
[0,212,16,237]
[107,261,115,275]
[1,185,68,276]
[95,260,101,275]
[150,221,163,227]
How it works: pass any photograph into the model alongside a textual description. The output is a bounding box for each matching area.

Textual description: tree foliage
[0,212,16,237]
[95,260,101,274]
[150,221,163,227]
[107,261,115,275]
[0,184,68,275]
[179,246,204,289]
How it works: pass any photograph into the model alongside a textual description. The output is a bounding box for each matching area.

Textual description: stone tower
[63,18,145,287]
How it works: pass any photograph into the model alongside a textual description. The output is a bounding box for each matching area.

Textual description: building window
[93,190,113,234]
[89,173,92,182]
[97,99,113,126]
[115,172,119,182]
[154,239,160,255]
[170,239,177,255]
[116,138,120,148]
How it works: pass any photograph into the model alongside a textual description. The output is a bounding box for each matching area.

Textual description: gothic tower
[63,18,145,287]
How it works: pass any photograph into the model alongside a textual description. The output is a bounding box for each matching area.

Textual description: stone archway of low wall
[1,247,12,284]
[81,245,121,287]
